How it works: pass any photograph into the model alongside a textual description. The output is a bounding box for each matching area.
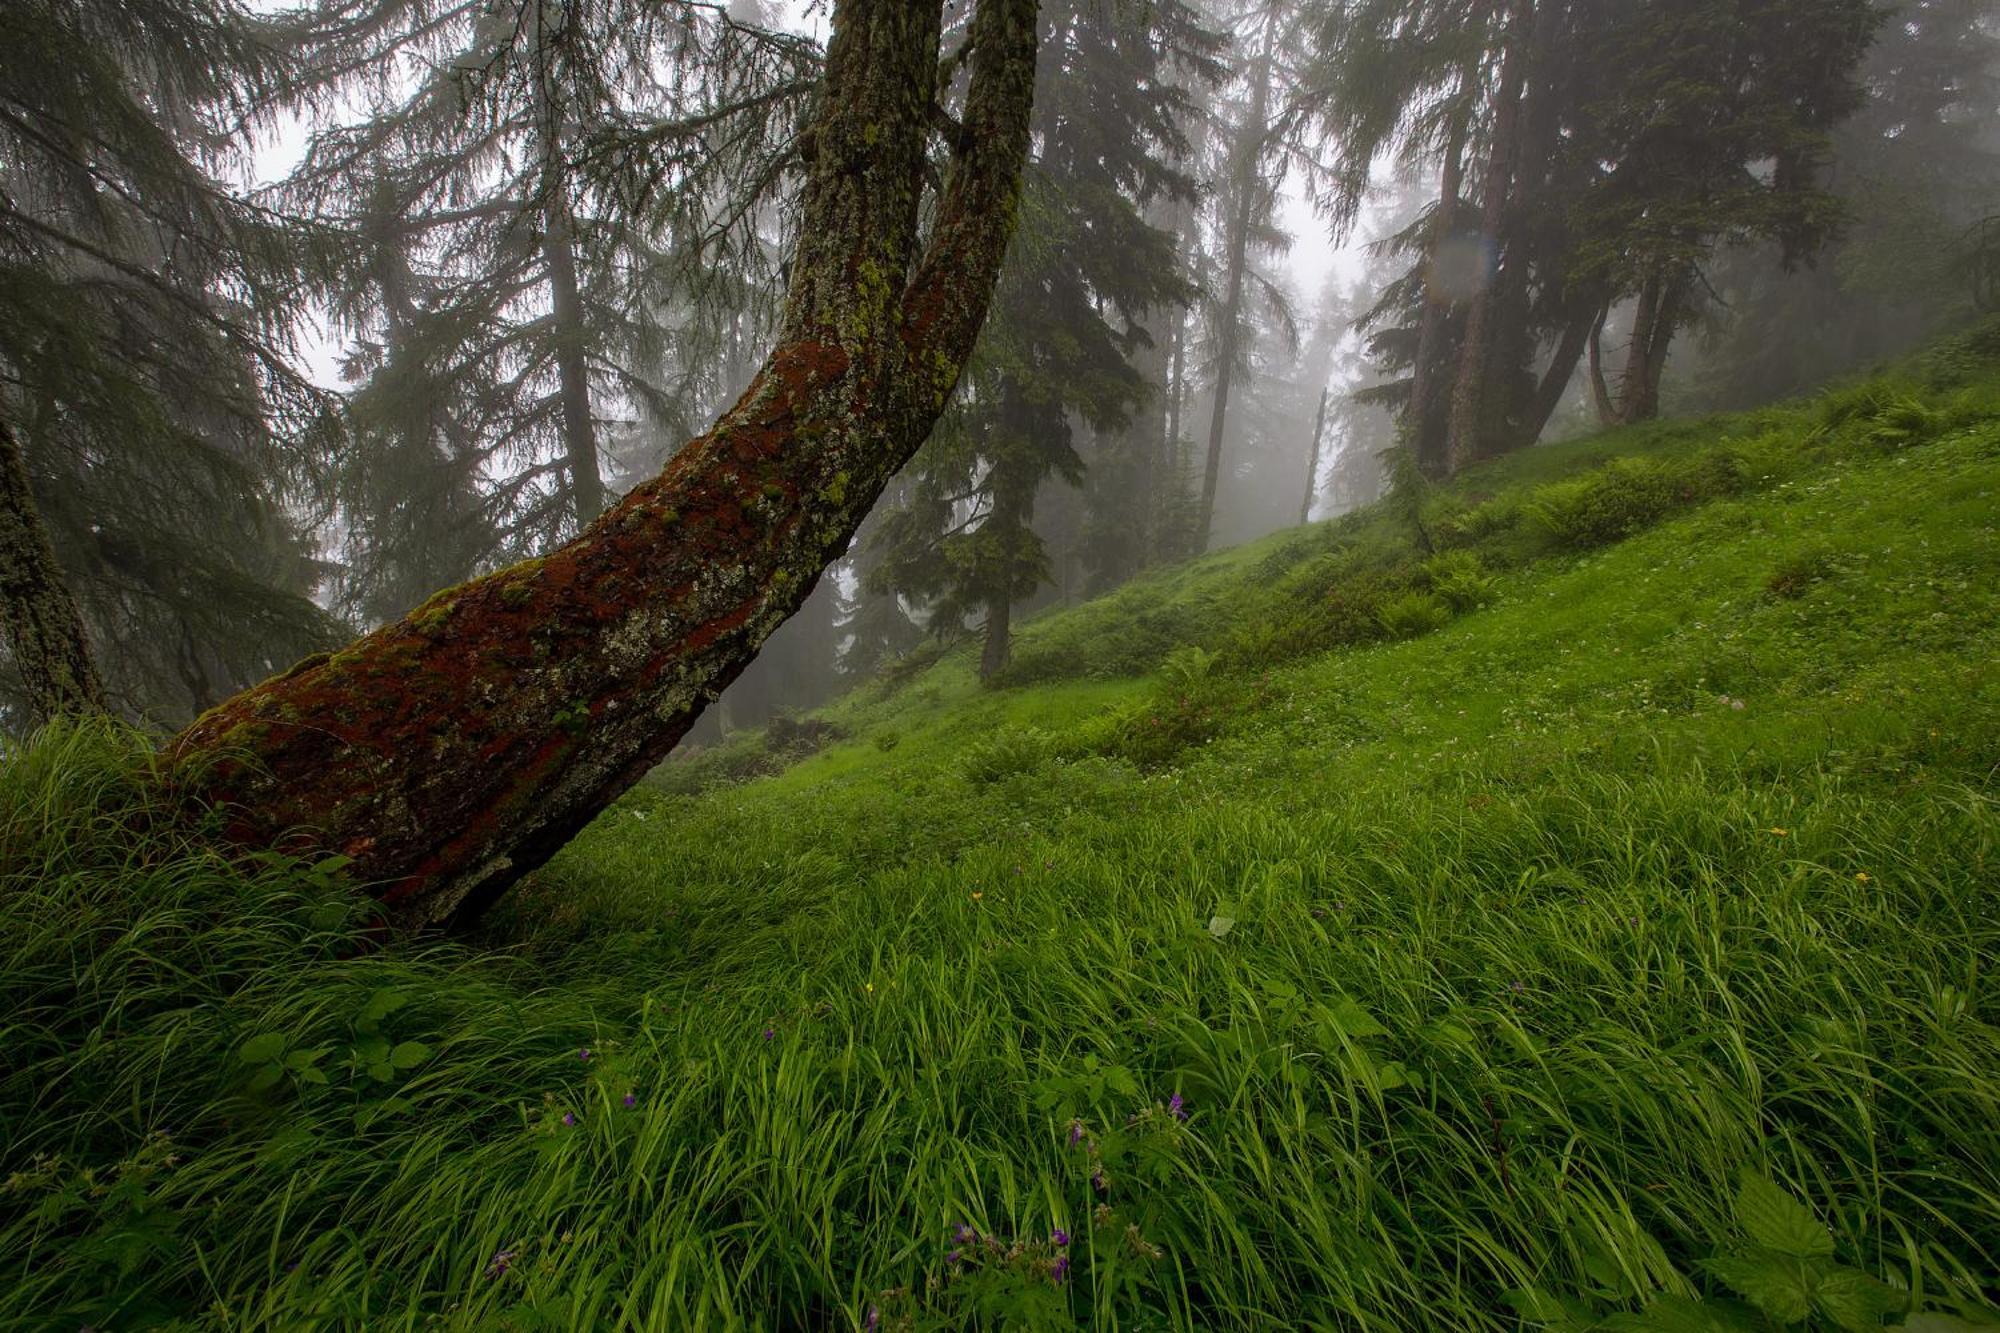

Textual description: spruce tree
[277,0,817,618]
[0,0,346,724]
[872,0,1216,678]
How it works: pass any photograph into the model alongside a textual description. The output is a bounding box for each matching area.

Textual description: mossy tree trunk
[0,414,106,722]
[165,0,1041,929]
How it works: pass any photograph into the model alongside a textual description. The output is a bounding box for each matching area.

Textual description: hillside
[5,325,2000,1329]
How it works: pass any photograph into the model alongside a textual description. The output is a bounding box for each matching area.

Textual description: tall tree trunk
[528,0,606,528]
[165,0,1041,929]
[1587,301,1616,425]
[1631,275,1682,423]
[1615,270,1662,423]
[0,414,106,722]
[978,388,1036,679]
[980,588,1013,679]
[1611,268,1682,424]
[1476,0,1566,453]
[1299,383,1330,525]
[1150,292,1191,563]
[1408,73,1471,478]
[1195,13,1277,551]
[1445,0,1533,476]
[543,202,606,525]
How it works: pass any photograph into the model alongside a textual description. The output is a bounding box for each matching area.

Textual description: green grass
[5,326,2000,1329]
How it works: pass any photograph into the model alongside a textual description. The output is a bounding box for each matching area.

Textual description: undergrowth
[3,324,1999,1329]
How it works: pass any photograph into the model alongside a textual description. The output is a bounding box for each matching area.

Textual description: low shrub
[1375,590,1453,639]
[1525,459,1684,550]
[1422,551,1500,613]
[960,726,1056,784]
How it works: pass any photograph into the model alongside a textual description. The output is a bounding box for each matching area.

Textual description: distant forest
[3,0,1996,737]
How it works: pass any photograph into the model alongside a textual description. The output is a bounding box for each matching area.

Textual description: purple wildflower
[622,1092,638,1109]
[1067,1120,1085,1147]
[762,1027,775,1041]
[1091,1168,1107,1194]
[485,1248,518,1279]
[1051,1253,1071,1284]
[945,1248,962,1266]
[578,1047,592,1062]
[1051,1228,1070,1247]
[562,1111,577,1127]
[952,1222,975,1244]
[1169,1092,1186,1121]
[1509,979,1526,994]
[865,1307,880,1332]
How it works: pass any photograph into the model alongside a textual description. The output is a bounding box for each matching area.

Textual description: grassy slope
[4,329,1999,1330]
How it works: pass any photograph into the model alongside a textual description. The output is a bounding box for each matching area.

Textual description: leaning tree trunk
[1587,301,1617,425]
[165,0,1041,929]
[1516,296,1598,446]
[1298,383,1330,526]
[0,414,106,722]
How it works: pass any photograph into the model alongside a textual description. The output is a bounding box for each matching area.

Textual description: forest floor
[5,323,2000,1330]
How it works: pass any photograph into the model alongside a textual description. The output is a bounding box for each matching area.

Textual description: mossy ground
[4,327,1999,1329]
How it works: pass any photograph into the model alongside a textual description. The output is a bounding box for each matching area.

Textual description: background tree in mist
[1676,0,2000,410]
[871,0,1215,679]
[1310,0,1878,476]
[278,0,817,624]
[0,0,345,724]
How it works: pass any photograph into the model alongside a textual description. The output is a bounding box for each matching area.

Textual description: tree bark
[543,201,606,525]
[1299,383,1329,526]
[1517,296,1597,445]
[1613,269,1680,424]
[1195,11,1277,552]
[979,588,1013,678]
[1587,300,1616,425]
[164,0,1041,929]
[0,414,107,723]
[1444,0,1533,476]
[1408,83,1471,479]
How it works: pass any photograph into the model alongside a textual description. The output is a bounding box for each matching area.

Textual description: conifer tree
[1313,0,1878,467]
[872,0,1215,678]
[0,0,346,723]
[278,0,818,617]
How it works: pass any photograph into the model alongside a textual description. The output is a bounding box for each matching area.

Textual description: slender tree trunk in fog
[1196,14,1276,551]
[980,587,1013,678]
[1588,301,1617,425]
[543,200,606,524]
[1408,77,1470,477]
[1299,383,1329,525]
[0,415,106,722]
[531,0,606,526]
[165,0,1041,929]
[1445,0,1531,475]
[1614,270,1680,424]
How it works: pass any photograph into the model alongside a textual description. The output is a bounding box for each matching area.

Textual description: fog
[4,0,1994,732]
